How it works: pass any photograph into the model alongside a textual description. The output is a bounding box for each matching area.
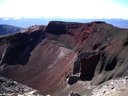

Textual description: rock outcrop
[0,21,128,96]
[0,76,41,96]
[92,77,128,96]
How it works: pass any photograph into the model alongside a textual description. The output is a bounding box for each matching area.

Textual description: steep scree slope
[0,21,128,96]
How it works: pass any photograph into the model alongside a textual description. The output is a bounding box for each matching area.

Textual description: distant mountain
[0,17,128,28]
[0,24,24,36]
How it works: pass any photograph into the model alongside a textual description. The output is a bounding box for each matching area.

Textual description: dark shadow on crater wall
[67,76,80,85]
[0,30,45,66]
[80,53,100,81]
[17,30,45,65]
[72,52,100,81]
[73,52,93,74]
[105,57,117,71]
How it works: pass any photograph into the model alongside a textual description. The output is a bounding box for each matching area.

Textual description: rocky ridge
[0,21,128,96]
[91,77,128,96]
[0,76,41,96]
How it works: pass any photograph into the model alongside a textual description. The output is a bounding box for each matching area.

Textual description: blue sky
[0,0,128,20]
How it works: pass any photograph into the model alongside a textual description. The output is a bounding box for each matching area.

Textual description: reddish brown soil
[0,21,128,96]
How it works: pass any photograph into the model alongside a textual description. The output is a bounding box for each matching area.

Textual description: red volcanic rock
[0,21,128,96]
[47,21,104,45]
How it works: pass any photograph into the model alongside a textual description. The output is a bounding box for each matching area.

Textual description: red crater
[0,21,128,96]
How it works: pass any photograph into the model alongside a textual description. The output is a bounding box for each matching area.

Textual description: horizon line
[1,16,128,20]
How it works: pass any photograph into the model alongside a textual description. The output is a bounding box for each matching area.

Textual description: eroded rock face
[0,21,128,96]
